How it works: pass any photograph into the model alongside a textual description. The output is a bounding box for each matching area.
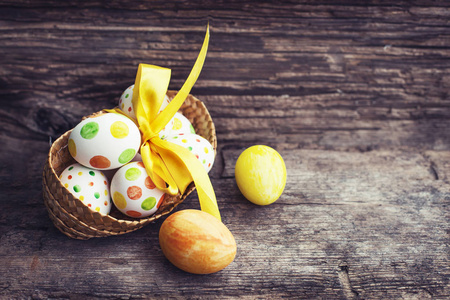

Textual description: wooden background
[1,1,449,299]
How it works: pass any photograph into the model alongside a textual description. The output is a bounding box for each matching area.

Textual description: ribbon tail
[196,182,221,222]
[141,142,179,196]
[154,138,221,221]
[151,24,210,133]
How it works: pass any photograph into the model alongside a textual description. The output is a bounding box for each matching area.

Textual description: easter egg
[110,161,165,218]
[118,85,136,119]
[158,112,194,140]
[159,209,237,274]
[157,116,174,141]
[68,113,141,170]
[59,163,111,214]
[235,145,286,205]
[170,112,196,136]
[166,133,215,172]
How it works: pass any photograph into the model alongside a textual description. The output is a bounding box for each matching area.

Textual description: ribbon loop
[116,24,221,221]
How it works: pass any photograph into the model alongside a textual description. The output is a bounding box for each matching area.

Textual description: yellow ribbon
[106,25,220,221]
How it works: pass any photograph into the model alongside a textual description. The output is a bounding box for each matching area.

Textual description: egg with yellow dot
[159,112,194,140]
[235,145,286,205]
[110,161,166,218]
[59,163,111,214]
[166,133,215,173]
[68,113,141,170]
[171,112,196,135]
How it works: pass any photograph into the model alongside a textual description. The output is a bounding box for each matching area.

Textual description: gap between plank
[337,263,360,300]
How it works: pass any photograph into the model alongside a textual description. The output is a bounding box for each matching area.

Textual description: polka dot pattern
[145,176,156,189]
[90,156,111,169]
[141,197,156,210]
[68,113,140,170]
[68,139,77,157]
[125,167,141,181]
[80,122,99,139]
[113,191,126,210]
[110,121,129,139]
[110,161,165,218]
[119,85,136,120]
[127,186,142,200]
[172,118,182,130]
[158,112,196,140]
[126,210,142,218]
[118,149,136,164]
[60,163,111,215]
[167,133,215,173]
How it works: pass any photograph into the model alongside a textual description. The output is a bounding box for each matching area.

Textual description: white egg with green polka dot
[68,113,141,170]
[110,161,166,218]
[60,163,111,214]
[118,84,173,140]
[167,133,215,173]
[172,112,196,135]
[118,85,136,119]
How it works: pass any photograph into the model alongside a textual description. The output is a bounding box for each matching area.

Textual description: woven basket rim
[43,171,132,236]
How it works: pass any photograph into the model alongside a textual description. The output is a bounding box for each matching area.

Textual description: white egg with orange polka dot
[118,84,173,140]
[110,161,165,218]
[166,133,215,173]
[119,85,136,120]
[68,113,141,170]
[60,163,111,214]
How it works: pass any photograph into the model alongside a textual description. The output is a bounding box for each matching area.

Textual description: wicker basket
[43,91,217,239]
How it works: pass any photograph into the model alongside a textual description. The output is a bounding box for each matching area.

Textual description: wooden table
[1,1,449,299]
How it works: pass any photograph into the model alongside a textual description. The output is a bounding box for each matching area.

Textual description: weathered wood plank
[0,1,449,299]
[1,149,449,298]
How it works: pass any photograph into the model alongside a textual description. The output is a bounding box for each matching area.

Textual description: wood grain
[0,1,449,299]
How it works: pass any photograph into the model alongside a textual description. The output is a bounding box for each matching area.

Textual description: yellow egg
[235,145,286,205]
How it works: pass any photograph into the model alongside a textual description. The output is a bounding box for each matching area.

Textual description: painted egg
[159,112,195,140]
[159,209,236,274]
[158,116,174,141]
[166,133,215,173]
[118,85,136,119]
[68,113,141,170]
[235,145,286,205]
[119,84,172,120]
[110,161,165,218]
[59,163,111,214]
[171,112,196,136]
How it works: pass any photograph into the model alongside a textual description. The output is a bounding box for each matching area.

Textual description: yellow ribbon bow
[106,25,220,221]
